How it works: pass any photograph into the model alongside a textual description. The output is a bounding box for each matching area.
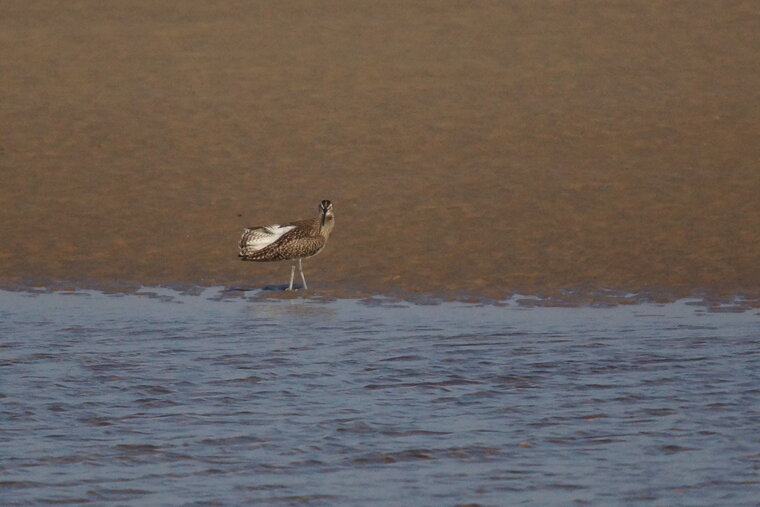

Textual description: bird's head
[320,200,334,229]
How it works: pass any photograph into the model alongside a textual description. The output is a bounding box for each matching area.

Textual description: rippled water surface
[1,289,758,505]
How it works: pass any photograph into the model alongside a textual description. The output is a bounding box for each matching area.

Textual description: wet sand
[1,1,759,299]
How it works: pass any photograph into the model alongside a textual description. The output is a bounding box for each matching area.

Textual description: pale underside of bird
[238,200,334,290]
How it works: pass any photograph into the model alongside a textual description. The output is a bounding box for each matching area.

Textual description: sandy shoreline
[1,1,758,300]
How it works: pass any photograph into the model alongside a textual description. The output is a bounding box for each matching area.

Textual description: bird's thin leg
[298,258,308,290]
[288,262,295,291]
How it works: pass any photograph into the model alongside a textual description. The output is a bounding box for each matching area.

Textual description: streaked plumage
[239,200,335,290]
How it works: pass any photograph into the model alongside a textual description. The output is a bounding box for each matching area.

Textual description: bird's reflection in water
[244,298,338,322]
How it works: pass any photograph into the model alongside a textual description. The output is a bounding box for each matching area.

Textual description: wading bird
[238,200,335,290]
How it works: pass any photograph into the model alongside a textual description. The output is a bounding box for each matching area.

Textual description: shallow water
[1,288,758,505]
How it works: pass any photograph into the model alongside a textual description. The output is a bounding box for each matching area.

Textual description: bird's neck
[318,216,335,238]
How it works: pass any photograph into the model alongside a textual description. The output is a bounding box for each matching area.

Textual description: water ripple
[1,288,758,505]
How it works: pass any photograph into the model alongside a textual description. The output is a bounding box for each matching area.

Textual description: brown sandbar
[1,1,758,301]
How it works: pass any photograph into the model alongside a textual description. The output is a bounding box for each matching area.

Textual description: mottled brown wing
[262,232,326,261]
[239,224,296,258]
